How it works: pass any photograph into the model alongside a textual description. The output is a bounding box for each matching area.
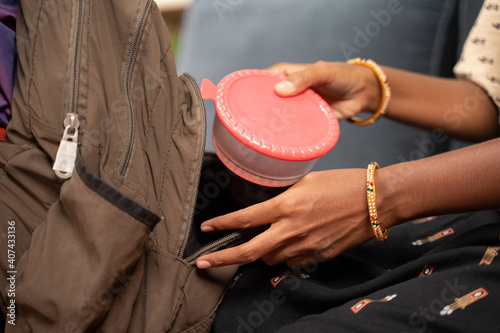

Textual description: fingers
[273,61,333,97]
[196,228,280,269]
[200,196,282,232]
[264,62,316,97]
[264,62,308,76]
[197,192,288,269]
[274,69,314,97]
[274,80,299,96]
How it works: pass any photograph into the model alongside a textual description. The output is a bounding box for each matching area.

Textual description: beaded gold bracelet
[347,58,391,126]
[366,162,388,242]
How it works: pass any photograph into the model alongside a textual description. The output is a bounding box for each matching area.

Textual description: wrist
[361,66,383,113]
[346,59,391,125]
[374,163,411,230]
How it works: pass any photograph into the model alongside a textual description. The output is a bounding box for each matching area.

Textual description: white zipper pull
[53,113,80,179]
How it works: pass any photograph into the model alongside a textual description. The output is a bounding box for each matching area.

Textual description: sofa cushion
[178,0,482,170]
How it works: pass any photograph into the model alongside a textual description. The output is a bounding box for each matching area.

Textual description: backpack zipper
[178,73,208,260]
[53,0,86,179]
[68,0,84,120]
[178,74,246,264]
[177,75,243,263]
[178,74,260,264]
[116,0,153,176]
[184,232,242,264]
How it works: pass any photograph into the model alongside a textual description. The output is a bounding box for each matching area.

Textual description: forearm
[377,137,500,229]
[379,67,500,142]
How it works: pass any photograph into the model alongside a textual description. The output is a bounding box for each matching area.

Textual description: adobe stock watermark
[235,105,297,165]
[394,86,489,180]
[55,269,134,333]
[235,286,289,333]
[235,265,316,333]
[236,245,328,332]
[400,278,468,333]
[195,168,232,214]
[212,0,246,21]
[6,220,17,327]
[340,0,409,60]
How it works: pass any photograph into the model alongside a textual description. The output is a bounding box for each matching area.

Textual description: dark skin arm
[383,67,499,141]
[269,61,499,141]
[196,62,500,270]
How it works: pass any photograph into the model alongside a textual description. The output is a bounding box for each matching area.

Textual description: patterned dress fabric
[455,0,500,112]
[212,211,500,332]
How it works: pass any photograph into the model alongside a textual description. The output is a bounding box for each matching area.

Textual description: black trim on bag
[75,149,160,230]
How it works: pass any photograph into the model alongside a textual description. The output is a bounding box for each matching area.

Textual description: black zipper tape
[75,149,161,230]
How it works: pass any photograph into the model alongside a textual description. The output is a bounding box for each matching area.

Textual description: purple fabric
[0,0,19,128]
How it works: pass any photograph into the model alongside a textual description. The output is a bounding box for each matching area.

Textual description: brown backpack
[0,1,279,331]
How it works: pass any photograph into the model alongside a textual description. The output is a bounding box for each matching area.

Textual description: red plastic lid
[201,69,339,161]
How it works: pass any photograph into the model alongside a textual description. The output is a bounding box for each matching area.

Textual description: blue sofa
[177,0,482,171]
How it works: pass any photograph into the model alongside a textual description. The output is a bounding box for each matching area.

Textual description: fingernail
[201,225,215,232]
[275,80,295,94]
[197,260,212,269]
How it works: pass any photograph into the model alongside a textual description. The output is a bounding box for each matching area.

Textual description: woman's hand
[196,169,375,269]
[266,61,381,120]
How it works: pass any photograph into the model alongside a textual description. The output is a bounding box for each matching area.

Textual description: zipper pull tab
[53,113,80,179]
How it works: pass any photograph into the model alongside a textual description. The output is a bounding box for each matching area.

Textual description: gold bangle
[366,162,388,242]
[347,58,391,126]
